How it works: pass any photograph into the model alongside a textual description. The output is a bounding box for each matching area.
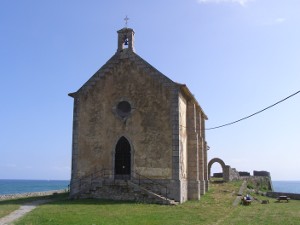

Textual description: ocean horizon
[1,179,300,195]
[272,180,300,194]
[0,179,70,195]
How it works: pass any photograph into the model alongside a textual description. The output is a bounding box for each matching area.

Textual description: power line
[206,89,300,130]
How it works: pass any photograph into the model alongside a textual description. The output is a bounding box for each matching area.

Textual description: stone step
[72,179,179,205]
[127,181,178,205]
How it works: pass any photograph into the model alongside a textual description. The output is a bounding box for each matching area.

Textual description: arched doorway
[115,137,131,179]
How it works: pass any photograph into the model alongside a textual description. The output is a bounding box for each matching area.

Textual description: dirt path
[232,180,247,206]
[214,180,247,225]
[0,199,52,225]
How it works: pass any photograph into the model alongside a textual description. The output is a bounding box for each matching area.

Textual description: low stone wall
[0,189,67,201]
[254,170,270,177]
[239,172,250,176]
[74,179,176,204]
[211,167,239,181]
[71,178,185,203]
[213,173,223,178]
[266,192,300,200]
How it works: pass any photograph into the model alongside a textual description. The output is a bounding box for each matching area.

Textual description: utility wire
[206,89,300,130]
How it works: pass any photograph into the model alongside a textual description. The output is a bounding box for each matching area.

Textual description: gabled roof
[68,48,174,98]
[68,27,207,119]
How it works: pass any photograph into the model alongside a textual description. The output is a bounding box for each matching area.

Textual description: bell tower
[117,27,135,52]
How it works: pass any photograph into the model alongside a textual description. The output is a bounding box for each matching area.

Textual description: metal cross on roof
[124,15,129,27]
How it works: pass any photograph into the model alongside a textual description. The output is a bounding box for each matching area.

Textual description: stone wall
[213,173,223,178]
[70,28,209,204]
[71,176,187,204]
[73,57,175,181]
[266,192,300,200]
[179,93,187,180]
[186,101,200,200]
[224,165,240,181]
[208,158,239,182]
[253,170,270,177]
[239,171,250,176]
[229,168,240,181]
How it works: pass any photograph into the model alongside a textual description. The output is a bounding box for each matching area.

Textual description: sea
[0,179,299,195]
[0,179,70,195]
[272,181,300,194]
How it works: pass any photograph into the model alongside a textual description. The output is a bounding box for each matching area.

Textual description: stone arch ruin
[208,158,227,181]
[208,158,239,182]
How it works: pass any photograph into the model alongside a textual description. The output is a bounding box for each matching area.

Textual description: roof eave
[177,83,208,120]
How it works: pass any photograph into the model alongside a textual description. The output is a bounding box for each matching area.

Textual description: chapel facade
[69,27,209,203]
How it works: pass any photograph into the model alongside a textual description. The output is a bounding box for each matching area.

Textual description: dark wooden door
[115,137,131,178]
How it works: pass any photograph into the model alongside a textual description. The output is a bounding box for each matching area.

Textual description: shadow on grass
[1,193,151,207]
[50,198,156,206]
[211,180,225,184]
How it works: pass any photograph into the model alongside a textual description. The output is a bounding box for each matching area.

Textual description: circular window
[117,101,132,118]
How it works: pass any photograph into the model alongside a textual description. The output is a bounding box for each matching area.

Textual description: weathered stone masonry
[69,27,209,203]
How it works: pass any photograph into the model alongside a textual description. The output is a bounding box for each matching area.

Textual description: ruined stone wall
[213,173,223,178]
[228,167,240,181]
[75,59,174,180]
[253,170,270,177]
[239,172,251,177]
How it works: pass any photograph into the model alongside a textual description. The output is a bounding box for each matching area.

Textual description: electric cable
[206,89,300,130]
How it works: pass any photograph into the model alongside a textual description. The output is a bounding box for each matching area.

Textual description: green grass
[223,194,300,224]
[13,182,240,225]
[3,181,300,225]
[0,193,68,218]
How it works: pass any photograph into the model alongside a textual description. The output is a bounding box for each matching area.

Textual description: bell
[124,38,129,46]
[124,35,128,45]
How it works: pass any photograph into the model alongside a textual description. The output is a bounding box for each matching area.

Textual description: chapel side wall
[200,114,209,192]
[198,111,206,194]
[70,97,80,195]
[186,102,201,200]
[74,60,174,181]
[178,93,188,202]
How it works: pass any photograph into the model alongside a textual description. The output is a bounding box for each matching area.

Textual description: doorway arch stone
[208,158,228,182]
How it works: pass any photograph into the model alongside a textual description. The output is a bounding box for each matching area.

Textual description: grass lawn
[0,193,68,219]
[3,181,300,225]
[0,201,20,219]
[223,196,300,224]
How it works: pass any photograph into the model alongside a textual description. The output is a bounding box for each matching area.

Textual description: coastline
[0,189,68,201]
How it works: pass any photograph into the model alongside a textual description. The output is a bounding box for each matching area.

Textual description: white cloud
[197,0,253,6]
[275,17,286,23]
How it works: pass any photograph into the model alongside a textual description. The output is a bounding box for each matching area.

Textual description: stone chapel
[69,27,209,204]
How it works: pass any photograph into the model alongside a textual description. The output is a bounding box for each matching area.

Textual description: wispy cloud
[1,163,17,168]
[24,165,33,169]
[263,17,287,26]
[275,17,286,24]
[197,0,253,6]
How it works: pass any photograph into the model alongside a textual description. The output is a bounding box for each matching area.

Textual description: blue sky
[0,0,299,180]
